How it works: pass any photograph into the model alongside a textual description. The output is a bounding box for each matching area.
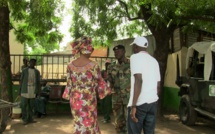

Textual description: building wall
[9,30,24,54]
[9,29,24,74]
[164,47,188,88]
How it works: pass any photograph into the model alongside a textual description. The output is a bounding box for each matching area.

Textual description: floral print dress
[66,61,111,134]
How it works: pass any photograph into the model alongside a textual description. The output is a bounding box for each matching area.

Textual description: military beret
[113,45,125,51]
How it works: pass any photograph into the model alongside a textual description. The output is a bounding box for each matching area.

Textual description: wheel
[179,95,197,125]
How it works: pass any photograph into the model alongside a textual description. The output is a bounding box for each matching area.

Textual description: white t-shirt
[128,51,160,107]
[21,68,36,98]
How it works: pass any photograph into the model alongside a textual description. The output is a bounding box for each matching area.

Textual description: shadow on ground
[4,114,215,134]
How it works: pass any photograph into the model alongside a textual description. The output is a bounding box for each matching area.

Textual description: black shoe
[103,120,110,123]
[22,122,28,125]
[37,114,42,118]
[41,114,46,118]
[29,120,37,124]
[28,120,37,123]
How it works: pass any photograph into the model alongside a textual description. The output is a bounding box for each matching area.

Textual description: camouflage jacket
[107,57,131,104]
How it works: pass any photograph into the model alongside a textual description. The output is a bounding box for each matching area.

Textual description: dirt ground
[3,114,215,134]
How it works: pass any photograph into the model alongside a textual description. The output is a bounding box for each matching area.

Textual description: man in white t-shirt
[127,36,161,134]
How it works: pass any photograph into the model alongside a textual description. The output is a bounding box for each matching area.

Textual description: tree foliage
[70,0,215,42]
[70,0,215,117]
[70,0,149,46]
[8,0,64,54]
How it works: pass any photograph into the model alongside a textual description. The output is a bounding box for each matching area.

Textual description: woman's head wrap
[70,36,94,57]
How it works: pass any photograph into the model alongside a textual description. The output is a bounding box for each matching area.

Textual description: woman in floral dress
[66,36,111,134]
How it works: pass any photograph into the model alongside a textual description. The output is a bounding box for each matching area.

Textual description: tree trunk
[0,3,12,133]
[148,28,173,119]
[154,37,170,118]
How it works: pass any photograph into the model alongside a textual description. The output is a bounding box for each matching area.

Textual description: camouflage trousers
[112,102,128,134]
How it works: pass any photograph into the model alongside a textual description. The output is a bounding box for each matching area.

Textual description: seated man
[34,81,51,118]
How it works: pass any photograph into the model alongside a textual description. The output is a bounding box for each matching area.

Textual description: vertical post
[175,54,181,86]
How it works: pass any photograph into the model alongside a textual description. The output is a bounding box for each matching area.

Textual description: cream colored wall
[10,30,24,54]
[164,47,188,88]
[9,30,24,74]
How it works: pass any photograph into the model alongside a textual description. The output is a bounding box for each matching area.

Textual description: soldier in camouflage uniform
[107,44,131,134]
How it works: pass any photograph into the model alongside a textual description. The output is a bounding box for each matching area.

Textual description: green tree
[70,0,215,117]
[0,0,64,132]
[10,0,64,54]
[0,1,11,132]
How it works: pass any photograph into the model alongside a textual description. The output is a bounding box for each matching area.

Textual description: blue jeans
[127,101,157,134]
